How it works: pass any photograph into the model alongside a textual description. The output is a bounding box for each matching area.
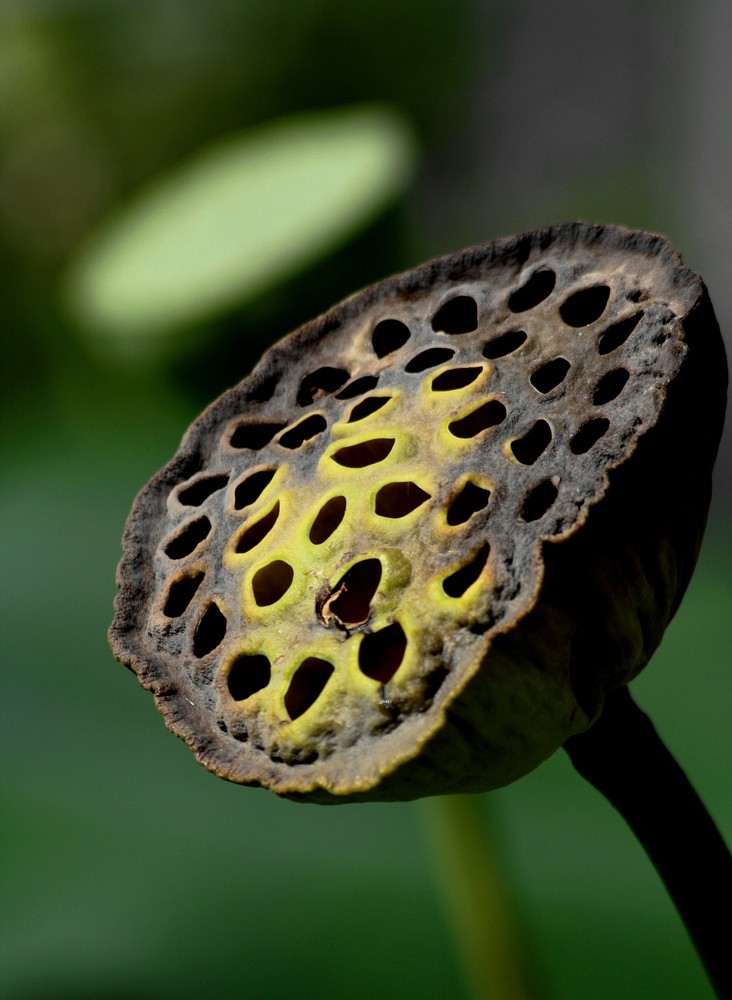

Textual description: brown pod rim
[109,221,726,802]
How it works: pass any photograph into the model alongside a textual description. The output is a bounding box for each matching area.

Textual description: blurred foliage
[1,2,729,999]
[66,105,416,358]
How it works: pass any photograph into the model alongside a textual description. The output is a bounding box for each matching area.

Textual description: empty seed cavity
[559,285,611,327]
[483,330,526,361]
[163,572,204,617]
[230,422,286,449]
[347,395,391,423]
[510,420,552,465]
[193,602,227,658]
[227,653,271,701]
[234,468,277,510]
[249,373,279,403]
[331,438,395,468]
[599,310,644,354]
[252,560,294,607]
[598,311,643,354]
[285,658,335,720]
[570,418,610,454]
[235,502,280,553]
[431,366,482,392]
[508,268,556,312]
[446,481,490,526]
[297,367,350,406]
[278,414,327,449]
[448,400,507,439]
[405,347,455,372]
[372,319,411,358]
[336,375,379,400]
[164,516,211,559]
[593,368,630,405]
[431,295,478,334]
[359,622,407,683]
[177,474,229,506]
[530,358,570,393]
[375,481,431,518]
[520,480,559,522]
[324,559,382,629]
[422,665,449,706]
[482,329,527,359]
[442,544,490,598]
[309,496,347,544]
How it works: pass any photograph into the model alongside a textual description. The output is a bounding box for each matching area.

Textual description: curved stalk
[564,686,732,999]
[424,794,536,1000]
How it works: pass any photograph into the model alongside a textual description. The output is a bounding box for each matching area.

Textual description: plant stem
[564,686,732,999]
[424,794,536,1000]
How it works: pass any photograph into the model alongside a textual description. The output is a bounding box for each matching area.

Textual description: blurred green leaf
[64,104,416,359]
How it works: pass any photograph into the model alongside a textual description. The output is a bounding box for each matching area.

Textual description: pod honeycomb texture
[110,222,726,802]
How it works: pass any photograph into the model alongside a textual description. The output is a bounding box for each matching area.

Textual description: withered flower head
[110,222,726,803]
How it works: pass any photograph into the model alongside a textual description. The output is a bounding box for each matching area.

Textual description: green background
[2,2,730,998]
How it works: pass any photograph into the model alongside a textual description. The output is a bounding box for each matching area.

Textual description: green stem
[564,686,732,999]
[424,794,536,1000]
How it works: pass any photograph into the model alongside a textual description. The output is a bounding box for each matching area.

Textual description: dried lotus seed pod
[110,221,727,803]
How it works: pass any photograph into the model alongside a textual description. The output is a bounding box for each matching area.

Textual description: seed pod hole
[359,622,407,683]
[448,400,507,439]
[405,347,455,373]
[508,268,556,312]
[309,496,347,544]
[331,438,395,468]
[431,295,478,334]
[598,311,644,354]
[374,481,430,518]
[278,414,327,449]
[442,544,490,598]
[285,657,334,720]
[227,654,271,701]
[230,422,286,450]
[177,474,229,506]
[431,366,482,392]
[336,375,380,400]
[163,572,205,617]
[372,319,411,358]
[422,665,449,705]
[193,602,227,657]
[446,481,490,526]
[482,329,527,359]
[234,468,277,510]
[520,479,559,522]
[328,559,382,628]
[347,395,391,423]
[511,419,552,465]
[559,285,611,327]
[297,367,350,406]
[530,358,571,394]
[593,368,630,405]
[164,517,211,559]
[249,374,279,403]
[570,417,610,454]
[252,560,294,607]
[235,502,280,554]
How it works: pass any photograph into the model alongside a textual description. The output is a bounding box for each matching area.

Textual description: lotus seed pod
[110,222,727,803]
